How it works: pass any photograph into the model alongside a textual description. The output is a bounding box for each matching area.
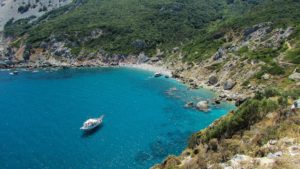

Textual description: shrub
[18,4,30,14]
[286,48,300,64]
[255,62,285,79]
[188,97,279,147]
[264,88,280,98]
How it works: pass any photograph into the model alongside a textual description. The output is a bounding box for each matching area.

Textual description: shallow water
[0,68,234,169]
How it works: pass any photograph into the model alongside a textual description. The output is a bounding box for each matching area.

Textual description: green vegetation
[4,0,300,58]
[188,87,300,148]
[255,62,285,79]
[286,48,300,64]
[188,98,278,147]
[18,4,30,14]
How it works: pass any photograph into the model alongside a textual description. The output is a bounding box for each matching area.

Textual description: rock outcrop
[208,75,218,85]
[223,79,236,90]
[196,101,209,111]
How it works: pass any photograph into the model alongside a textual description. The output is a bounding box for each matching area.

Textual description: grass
[286,48,300,64]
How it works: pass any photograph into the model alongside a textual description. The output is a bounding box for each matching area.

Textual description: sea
[0,67,235,169]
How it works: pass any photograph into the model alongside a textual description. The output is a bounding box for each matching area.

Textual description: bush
[264,88,280,98]
[188,97,279,147]
[255,62,285,79]
[18,4,30,14]
[286,48,300,64]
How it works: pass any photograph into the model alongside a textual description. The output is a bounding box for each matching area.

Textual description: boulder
[224,79,236,90]
[214,99,221,104]
[262,73,270,80]
[235,97,248,107]
[137,53,149,63]
[184,102,194,108]
[172,47,180,53]
[208,75,218,85]
[0,61,8,68]
[289,72,300,81]
[219,93,227,98]
[196,101,209,111]
[213,48,226,61]
[150,56,160,62]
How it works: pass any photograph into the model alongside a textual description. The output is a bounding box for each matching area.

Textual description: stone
[137,53,149,63]
[235,97,247,107]
[289,72,300,81]
[172,47,180,52]
[262,73,270,80]
[219,94,227,98]
[224,79,236,90]
[213,48,226,61]
[196,101,209,111]
[208,75,218,85]
[184,102,194,108]
[269,140,278,145]
[214,99,221,104]
[0,61,8,68]
[289,146,300,156]
[150,57,160,62]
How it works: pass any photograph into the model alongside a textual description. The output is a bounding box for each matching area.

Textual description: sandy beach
[119,63,172,77]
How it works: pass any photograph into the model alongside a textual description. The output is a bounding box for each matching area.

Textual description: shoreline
[119,63,172,77]
[1,61,245,105]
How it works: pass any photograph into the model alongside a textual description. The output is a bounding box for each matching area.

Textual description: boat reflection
[81,125,103,138]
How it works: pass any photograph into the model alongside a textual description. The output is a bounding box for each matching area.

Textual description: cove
[0,67,235,169]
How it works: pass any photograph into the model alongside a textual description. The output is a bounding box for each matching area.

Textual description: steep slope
[4,0,226,54]
[0,0,72,31]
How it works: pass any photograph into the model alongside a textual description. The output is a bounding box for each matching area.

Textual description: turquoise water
[0,68,234,169]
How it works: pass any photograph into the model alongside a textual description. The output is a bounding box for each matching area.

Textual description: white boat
[154,72,162,77]
[80,115,104,131]
[9,71,18,75]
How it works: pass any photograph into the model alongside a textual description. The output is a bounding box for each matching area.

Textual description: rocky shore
[0,53,247,107]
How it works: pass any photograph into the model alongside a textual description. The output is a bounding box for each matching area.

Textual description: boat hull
[80,115,104,131]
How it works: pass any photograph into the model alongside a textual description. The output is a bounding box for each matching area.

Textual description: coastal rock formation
[289,72,300,81]
[223,79,236,90]
[208,75,218,85]
[213,48,227,61]
[184,102,194,108]
[196,101,209,111]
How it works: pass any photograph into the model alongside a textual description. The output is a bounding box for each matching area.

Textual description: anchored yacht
[80,115,104,131]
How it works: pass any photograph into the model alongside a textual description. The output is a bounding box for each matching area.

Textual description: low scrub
[189,97,279,148]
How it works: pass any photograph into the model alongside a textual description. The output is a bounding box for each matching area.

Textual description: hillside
[0,0,72,31]
[1,0,300,168]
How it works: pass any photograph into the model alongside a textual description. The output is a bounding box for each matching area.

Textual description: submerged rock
[184,102,194,108]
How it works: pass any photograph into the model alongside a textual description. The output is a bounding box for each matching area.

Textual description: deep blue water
[0,68,234,169]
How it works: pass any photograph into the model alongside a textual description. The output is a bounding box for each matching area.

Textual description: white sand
[119,63,172,76]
